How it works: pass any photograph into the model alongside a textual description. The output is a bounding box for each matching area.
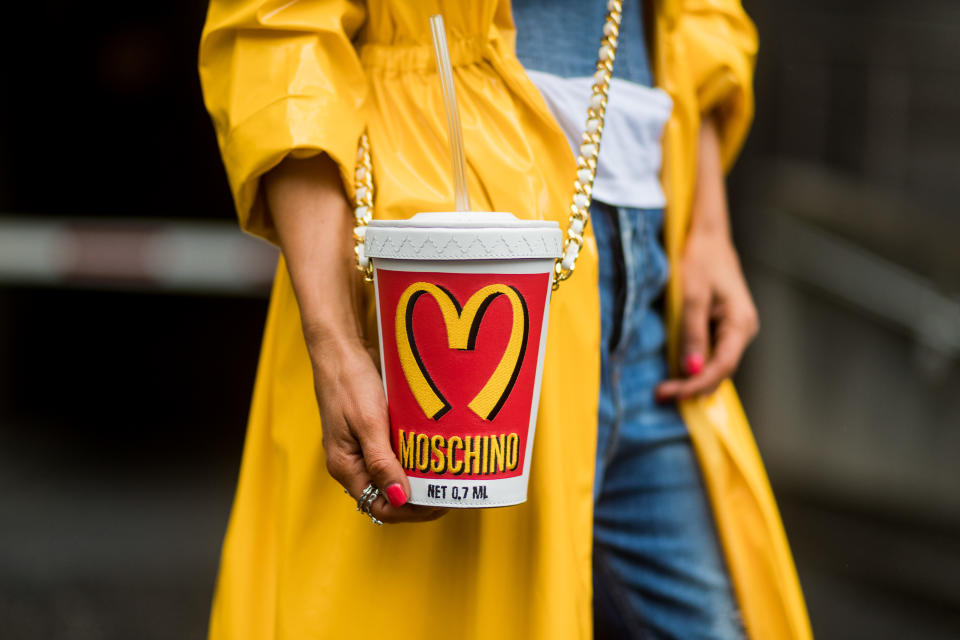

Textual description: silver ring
[356,483,383,526]
[356,483,377,511]
[361,487,380,514]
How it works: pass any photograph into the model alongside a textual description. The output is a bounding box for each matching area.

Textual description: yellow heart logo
[395,283,529,421]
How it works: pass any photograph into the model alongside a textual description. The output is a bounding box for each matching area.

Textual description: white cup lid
[365,211,562,261]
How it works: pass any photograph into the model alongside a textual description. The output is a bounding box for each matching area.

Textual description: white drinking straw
[429,14,472,212]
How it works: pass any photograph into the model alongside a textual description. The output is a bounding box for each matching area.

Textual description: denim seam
[638,208,652,310]
[594,354,615,500]
[614,206,637,356]
[604,355,625,470]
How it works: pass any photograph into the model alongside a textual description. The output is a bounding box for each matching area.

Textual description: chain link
[554,0,622,289]
[352,0,623,290]
[353,133,375,282]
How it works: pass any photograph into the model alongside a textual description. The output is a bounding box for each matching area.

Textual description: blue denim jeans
[512,0,653,86]
[591,202,744,639]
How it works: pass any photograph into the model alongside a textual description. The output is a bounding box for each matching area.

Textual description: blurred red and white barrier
[0,217,278,295]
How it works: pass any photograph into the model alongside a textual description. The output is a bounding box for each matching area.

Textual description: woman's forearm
[264,154,365,347]
[688,115,731,240]
[655,114,758,399]
[261,154,434,520]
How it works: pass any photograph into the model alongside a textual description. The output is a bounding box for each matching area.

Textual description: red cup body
[373,258,554,507]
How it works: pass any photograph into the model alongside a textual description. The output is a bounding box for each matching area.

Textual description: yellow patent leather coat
[199,1,812,638]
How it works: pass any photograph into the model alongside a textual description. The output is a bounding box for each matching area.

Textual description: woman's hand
[655,116,759,401]
[265,154,445,524]
[655,225,758,400]
[309,329,444,524]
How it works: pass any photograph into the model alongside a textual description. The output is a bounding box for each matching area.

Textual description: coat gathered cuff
[677,1,758,172]
[697,69,753,172]
[199,0,369,245]
[220,95,364,245]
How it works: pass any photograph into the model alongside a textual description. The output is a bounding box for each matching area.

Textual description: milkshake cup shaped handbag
[354,5,624,507]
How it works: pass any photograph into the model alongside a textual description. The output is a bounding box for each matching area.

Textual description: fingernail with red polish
[684,353,704,376]
[385,484,408,507]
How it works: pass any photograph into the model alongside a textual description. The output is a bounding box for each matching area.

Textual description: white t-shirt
[526,70,673,209]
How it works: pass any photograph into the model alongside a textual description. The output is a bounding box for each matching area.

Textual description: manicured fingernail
[385,484,407,507]
[684,353,704,376]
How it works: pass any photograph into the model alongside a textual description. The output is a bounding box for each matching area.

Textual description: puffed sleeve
[675,0,758,170]
[199,0,367,243]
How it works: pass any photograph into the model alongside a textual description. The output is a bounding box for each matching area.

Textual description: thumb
[682,287,711,376]
[357,417,411,508]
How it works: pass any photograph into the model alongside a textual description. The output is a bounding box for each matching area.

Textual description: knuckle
[324,460,343,483]
[683,287,707,307]
[324,451,348,482]
[365,453,397,479]
[715,354,737,377]
[740,307,760,335]
[693,373,716,389]
[369,504,394,524]
[684,327,708,346]
[702,383,722,397]
[354,405,387,432]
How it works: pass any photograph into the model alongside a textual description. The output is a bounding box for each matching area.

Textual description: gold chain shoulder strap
[352,0,623,289]
[353,134,375,280]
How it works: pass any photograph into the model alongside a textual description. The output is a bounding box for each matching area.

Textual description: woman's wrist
[302,316,367,358]
[686,216,731,245]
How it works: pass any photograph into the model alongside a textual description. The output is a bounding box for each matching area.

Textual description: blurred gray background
[731,1,960,637]
[0,0,958,638]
